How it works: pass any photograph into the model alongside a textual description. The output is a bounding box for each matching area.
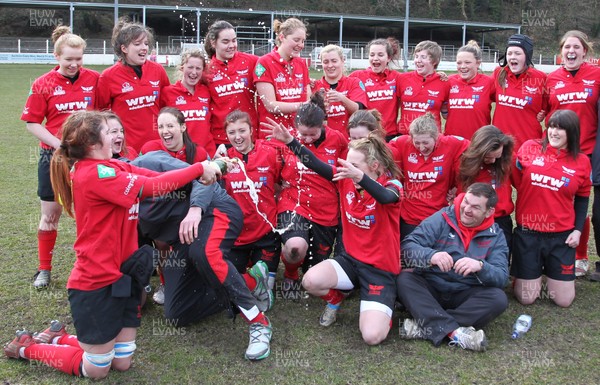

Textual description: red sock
[576,217,590,261]
[246,312,269,326]
[282,253,303,281]
[321,289,344,306]
[38,230,57,271]
[55,334,79,348]
[242,273,257,291]
[24,343,83,376]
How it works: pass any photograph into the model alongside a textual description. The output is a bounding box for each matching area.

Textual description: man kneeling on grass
[397,183,509,352]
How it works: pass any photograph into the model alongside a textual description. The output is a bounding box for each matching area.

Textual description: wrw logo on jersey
[448,95,479,107]
[345,211,375,229]
[367,88,395,100]
[407,167,442,182]
[125,94,157,108]
[214,80,246,94]
[278,87,303,99]
[55,98,92,112]
[182,109,208,119]
[530,173,569,191]
[402,100,434,111]
[328,104,346,115]
[230,177,267,191]
[497,94,532,107]
[555,89,593,103]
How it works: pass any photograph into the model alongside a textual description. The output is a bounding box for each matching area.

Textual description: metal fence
[0,36,559,65]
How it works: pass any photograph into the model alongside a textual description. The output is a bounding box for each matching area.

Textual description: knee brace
[114,340,137,359]
[81,350,115,377]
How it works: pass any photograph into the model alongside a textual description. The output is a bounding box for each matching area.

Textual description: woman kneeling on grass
[263,104,402,345]
[3,111,221,379]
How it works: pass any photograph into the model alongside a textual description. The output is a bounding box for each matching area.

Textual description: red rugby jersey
[491,66,547,150]
[224,140,283,245]
[515,140,591,232]
[312,75,368,135]
[337,175,402,274]
[254,48,309,136]
[349,68,403,136]
[397,71,449,135]
[546,62,600,155]
[444,73,494,139]
[21,66,99,149]
[278,128,348,227]
[206,52,259,144]
[68,159,158,291]
[97,60,170,152]
[160,80,215,156]
[389,134,468,225]
[457,163,515,218]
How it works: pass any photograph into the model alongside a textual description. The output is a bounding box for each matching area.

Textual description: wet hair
[102,111,130,158]
[158,107,197,164]
[559,30,594,58]
[273,18,307,46]
[457,40,482,62]
[466,182,498,209]
[408,113,439,141]
[204,20,235,58]
[177,48,207,83]
[543,109,581,160]
[458,125,514,190]
[50,111,106,217]
[112,17,154,62]
[296,94,326,128]
[347,109,385,139]
[367,38,401,66]
[52,25,86,56]
[414,40,442,68]
[349,133,401,179]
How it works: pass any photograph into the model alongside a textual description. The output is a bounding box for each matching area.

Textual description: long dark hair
[459,125,514,190]
[51,111,106,217]
[158,107,197,164]
[204,20,235,59]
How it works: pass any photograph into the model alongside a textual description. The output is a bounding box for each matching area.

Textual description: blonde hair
[52,25,86,56]
[559,30,594,57]
[176,48,206,81]
[457,40,482,61]
[273,18,306,46]
[409,112,439,141]
[320,44,344,61]
[349,133,401,179]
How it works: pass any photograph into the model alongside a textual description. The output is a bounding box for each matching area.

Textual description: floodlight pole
[196,9,201,44]
[403,0,409,71]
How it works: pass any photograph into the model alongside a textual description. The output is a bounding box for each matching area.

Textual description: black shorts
[37,148,55,201]
[278,211,337,270]
[333,253,397,314]
[511,226,576,282]
[68,281,142,345]
[228,231,281,273]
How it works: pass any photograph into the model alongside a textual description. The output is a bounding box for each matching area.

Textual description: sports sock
[23,343,84,376]
[576,217,590,261]
[242,273,257,291]
[38,229,57,271]
[321,289,344,306]
[54,334,80,347]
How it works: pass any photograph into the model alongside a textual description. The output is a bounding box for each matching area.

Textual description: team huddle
[4,14,600,380]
